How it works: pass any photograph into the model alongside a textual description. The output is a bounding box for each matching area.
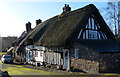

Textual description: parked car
[1,55,13,63]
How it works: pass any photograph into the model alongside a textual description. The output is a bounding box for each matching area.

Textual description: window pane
[89,30,98,39]
[75,49,79,59]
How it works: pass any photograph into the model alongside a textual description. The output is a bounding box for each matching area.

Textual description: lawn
[1,62,67,75]
[1,62,120,77]
[0,52,6,55]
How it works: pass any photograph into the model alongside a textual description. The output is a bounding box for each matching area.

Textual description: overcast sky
[0,0,119,37]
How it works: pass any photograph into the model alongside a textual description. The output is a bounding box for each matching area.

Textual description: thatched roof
[13,31,27,46]
[20,4,115,47]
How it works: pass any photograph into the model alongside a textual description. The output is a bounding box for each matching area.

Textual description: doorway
[63,49,70,71]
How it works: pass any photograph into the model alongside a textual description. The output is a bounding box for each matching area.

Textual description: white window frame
[35,51,38,57]
[74,49,79,59]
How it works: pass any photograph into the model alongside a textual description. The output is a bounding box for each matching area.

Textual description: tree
[102,2,119,36]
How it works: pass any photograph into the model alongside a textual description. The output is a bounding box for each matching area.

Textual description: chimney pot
[26,22,31,33]
[36,19,42,26]
[62,4,71,14]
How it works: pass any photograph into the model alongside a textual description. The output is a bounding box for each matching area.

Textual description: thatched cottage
[16,4,120,73]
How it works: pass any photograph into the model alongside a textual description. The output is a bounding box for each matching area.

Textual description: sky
[0,0,119,37]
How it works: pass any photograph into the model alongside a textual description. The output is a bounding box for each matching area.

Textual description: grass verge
[1,62,120,77]
[0,52,6,55]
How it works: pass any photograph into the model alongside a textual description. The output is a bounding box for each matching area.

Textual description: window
[29,52,32,58]
[65,51,68,56]
[40,52,43,57]
[74,49,79,59]
[35,51,38,57]
[89,31,98,39]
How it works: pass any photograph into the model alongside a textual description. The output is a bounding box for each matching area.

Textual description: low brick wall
[71,58,99,73]
[70,42,99,73]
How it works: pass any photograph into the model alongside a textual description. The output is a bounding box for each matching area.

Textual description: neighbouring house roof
[19,4,115,48]
[13,27,34,46]
[75,39,120,52]
[13,31,28,46]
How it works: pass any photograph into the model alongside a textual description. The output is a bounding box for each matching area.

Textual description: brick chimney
[36,19,42,26]
[26,22,31,33]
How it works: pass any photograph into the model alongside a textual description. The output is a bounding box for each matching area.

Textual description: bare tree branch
[101,2,118,36]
